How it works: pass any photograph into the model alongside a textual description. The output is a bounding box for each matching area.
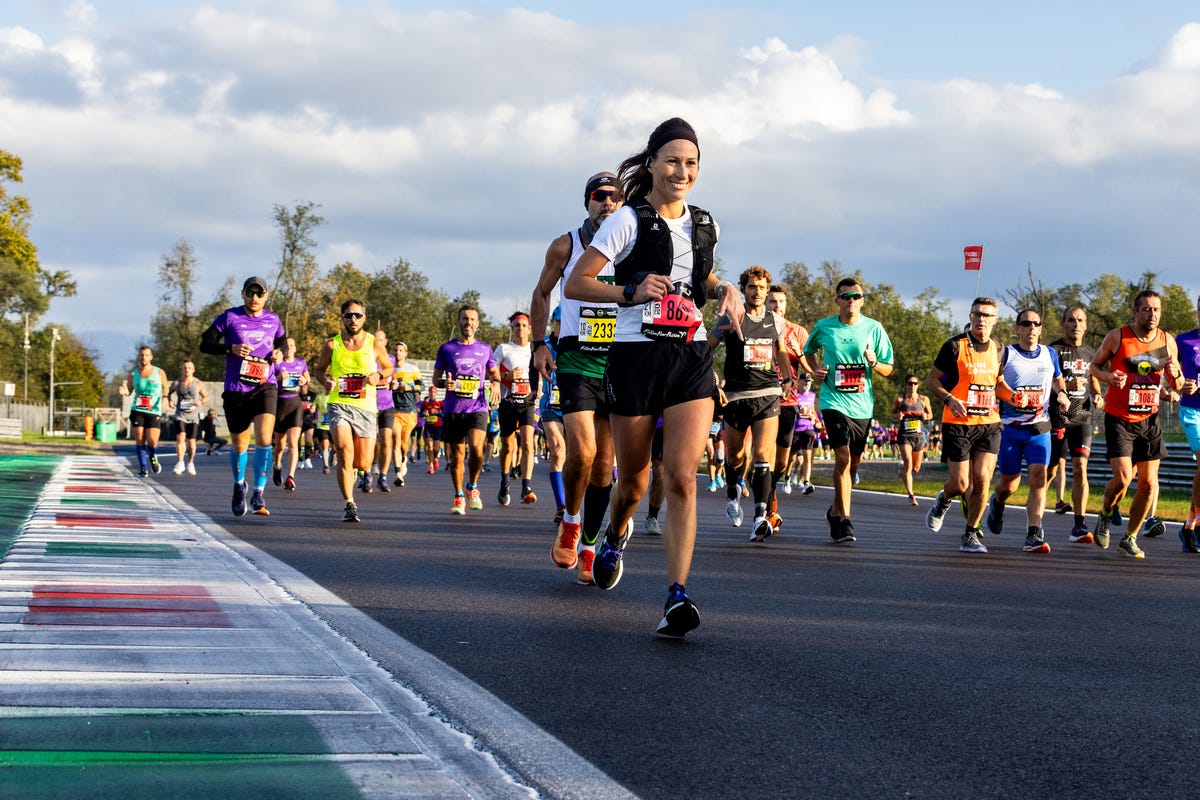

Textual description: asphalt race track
[160,449,1200,799]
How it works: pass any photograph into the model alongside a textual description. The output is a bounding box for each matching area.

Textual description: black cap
[242,276,269,293]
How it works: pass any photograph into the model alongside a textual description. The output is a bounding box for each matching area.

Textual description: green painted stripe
[0,713,363,798]
[2,751,339,765]
[0,760,363,799]
[45,542,181,559]
[58,497,139,507]
[0,455,61,558]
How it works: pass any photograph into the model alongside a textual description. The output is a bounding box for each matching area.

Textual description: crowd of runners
[118,118,1200,639]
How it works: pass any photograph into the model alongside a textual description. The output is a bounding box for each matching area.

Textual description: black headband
[584,174,618,206]
[646,118,699,158]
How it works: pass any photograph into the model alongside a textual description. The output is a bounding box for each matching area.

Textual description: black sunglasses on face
[244,289,266,298]
[343,312,365,320]
[590,188,618,203]
[838,292,864,301]
[1017,320,1042,327]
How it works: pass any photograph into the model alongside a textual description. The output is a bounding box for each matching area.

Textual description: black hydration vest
[614,199,717,306]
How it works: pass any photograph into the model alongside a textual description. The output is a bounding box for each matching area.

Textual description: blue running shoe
[593,522,632,591]
[232,481,248,518]
[656,584,700,638]
[1180,526,1198,553]
[985,492,1004,535]
[250,489,269,516]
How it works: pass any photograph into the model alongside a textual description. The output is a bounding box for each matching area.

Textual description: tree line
[2,149,1194,425]
[0,148,103,410]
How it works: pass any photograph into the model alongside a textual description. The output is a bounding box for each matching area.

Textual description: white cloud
[2,4,1198,376]
[0,26,44,50]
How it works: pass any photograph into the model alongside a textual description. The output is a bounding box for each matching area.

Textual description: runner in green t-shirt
[799,278,894,543]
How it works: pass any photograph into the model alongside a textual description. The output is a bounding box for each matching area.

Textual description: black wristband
[532,340,547,350]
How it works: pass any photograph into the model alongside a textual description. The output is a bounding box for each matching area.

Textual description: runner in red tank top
[1089,290,1185,558]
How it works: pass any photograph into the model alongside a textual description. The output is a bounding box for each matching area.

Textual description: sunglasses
[838,292,864,301]
[243,289,266,298]
[589,188,618,203]
[1016,320,1043,327]
[970,311,997,319]
[906,381,919,385]
[342,312,365,320]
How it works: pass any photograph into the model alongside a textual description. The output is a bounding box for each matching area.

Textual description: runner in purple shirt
[369,328,398,494]
[270,337,309,493]
[1177,296,1200,550]
[199,275,287,518]
[433,304,502,514]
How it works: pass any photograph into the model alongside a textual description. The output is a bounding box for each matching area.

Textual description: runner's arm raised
[530,233,570,380]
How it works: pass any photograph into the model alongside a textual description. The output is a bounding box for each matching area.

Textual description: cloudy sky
[3,1,1199,373]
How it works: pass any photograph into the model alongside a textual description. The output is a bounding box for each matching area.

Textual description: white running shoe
[186,461,196,476]
[173,461,185,475]
[725,498,744,528]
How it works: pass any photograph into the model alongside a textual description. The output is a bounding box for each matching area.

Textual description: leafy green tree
[270,201,325,336]
[360,258,444,358]
[27,326,105,409]
[148,239,232,380]
[0,150,37,275]
[775,260,852,329]
[1,149,85,393]
[1160,282,1195,336]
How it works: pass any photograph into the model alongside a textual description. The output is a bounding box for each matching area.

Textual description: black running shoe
[1142,516,1166,538]
[149,457,162,475]
[342,503,360,523]
[377,475,391,493]
[825,505,839,538]
[498,484,511,507]
[272,467,282,486]
[832,517,856,544]
[232,481,248,518]
[656,586,700,638]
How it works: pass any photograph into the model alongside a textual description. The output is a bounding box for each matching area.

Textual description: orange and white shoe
[521,488,538,505]
[575,548,595,585]
[468,488,483,510]
[450,495,466,515]
[552,520,582,568]
[768,512,783,533]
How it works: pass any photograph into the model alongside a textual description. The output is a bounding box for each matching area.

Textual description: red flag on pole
[964,245,984,271]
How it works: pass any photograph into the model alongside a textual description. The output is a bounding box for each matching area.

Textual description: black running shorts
[604,341,715,418]
[223,385,278,435]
